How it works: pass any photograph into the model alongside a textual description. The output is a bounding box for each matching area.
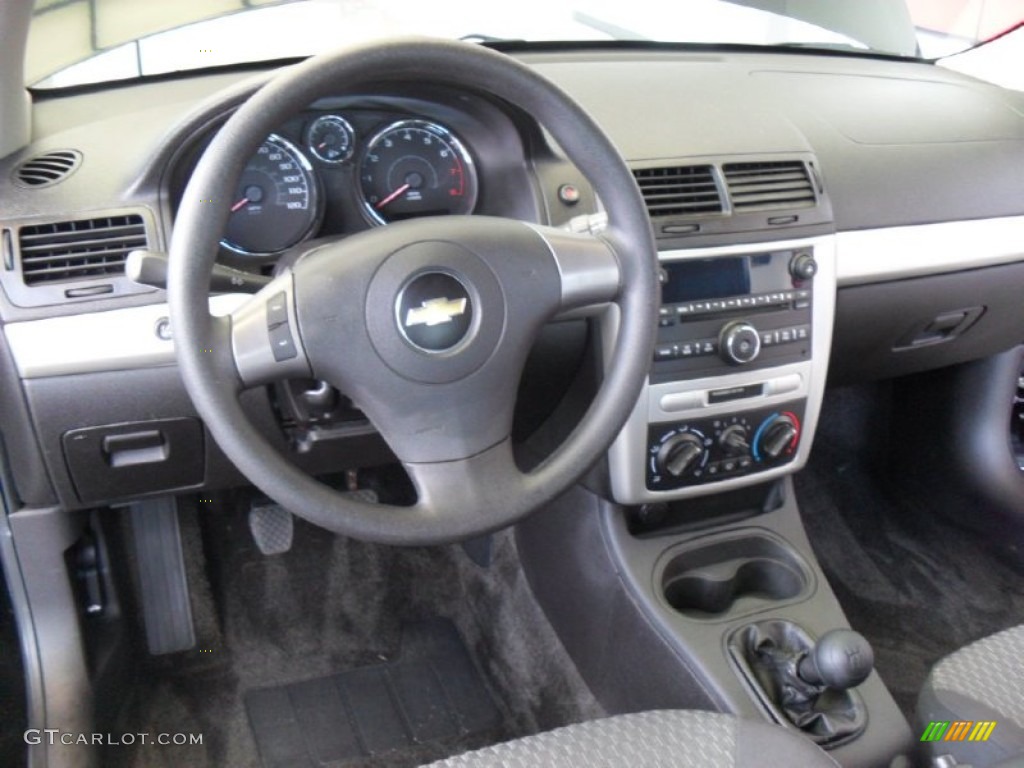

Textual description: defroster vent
[632,165,723,218]
[723,161,816,212]
[18,214,147,286]
[13,150,82,188]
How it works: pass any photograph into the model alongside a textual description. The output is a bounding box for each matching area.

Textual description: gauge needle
[230,197,250,213]
[375,183,411,210]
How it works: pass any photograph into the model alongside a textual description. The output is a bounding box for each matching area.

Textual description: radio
[653,248,816,382]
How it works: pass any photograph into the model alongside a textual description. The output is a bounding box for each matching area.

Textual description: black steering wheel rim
[168,38,658,545]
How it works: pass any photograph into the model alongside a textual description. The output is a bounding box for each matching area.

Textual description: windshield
[27,0,1023,89]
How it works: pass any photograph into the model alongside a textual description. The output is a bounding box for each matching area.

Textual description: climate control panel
[646,403,804,491]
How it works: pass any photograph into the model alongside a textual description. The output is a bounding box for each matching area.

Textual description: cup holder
[659,531,811,619]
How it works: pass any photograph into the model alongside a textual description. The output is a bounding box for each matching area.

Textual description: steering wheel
[168,39,658,545]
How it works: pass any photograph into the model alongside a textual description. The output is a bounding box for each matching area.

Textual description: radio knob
[657,433,707,478]
[720,321,761,365]
[790,252,818,282]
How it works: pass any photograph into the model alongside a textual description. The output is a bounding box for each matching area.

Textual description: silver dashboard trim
[5,294,249,379]
[606,234,837,504]
[836,215,1024,287]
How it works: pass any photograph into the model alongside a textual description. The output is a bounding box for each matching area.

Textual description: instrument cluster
[219,108,481,259]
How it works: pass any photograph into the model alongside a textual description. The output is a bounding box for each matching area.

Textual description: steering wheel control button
[269,323,298,362]
[397,272,473,353]
[266,292,289,329]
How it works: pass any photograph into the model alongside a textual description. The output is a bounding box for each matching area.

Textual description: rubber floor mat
[244,619,503,767]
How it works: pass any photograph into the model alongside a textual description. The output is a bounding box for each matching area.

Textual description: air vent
[632,165,723,218]
[18,214,147,286]
[723,161,816,212]
[13,150,82,188]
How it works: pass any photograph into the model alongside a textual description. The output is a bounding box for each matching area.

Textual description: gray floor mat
[244,620,502,768]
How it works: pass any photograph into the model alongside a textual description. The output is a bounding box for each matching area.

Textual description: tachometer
[222,134,321,256]
[358,119,478,225]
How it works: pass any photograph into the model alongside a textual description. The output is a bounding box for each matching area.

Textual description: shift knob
[797,629,874,690]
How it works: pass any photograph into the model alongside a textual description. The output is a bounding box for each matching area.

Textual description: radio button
[660,392,703,412]
[766,374,802,396]
[654,344,677,362]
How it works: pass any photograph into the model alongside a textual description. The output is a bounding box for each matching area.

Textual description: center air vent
[723,161,816,212]
[13,150,82,188]
[632,165,723,218]
[18,214,147,286]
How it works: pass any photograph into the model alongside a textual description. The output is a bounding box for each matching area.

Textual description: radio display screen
[661,257,751,303]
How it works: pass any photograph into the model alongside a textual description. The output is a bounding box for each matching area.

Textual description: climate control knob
[755,413,800,461]
[657,433,707,478]
[720,321,761,365]
[719,424,751,455]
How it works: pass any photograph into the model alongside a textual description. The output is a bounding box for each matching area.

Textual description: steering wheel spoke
[529,225,623,316]
[229,272,312,388]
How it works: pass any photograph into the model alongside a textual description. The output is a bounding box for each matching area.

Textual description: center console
[517,197,913,765]
[607,236,835,505]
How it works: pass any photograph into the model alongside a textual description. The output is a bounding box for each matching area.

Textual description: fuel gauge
[306,114,355,165]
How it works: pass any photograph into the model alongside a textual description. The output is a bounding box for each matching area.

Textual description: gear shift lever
[797,629,874,689]
[728,621,871,746]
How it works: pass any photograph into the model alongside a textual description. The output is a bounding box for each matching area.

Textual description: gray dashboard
[3,45,1024,509]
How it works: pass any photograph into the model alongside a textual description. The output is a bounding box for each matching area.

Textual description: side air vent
[723,161,816,212]
[632,165,724,218]
[18,214,147,286]
[13,150,82,188]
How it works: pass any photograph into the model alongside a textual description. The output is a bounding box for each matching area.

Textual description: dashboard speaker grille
[723,160,816,211]
[13,150,82,188]
[632,165,723,217]
[18,214,147,286]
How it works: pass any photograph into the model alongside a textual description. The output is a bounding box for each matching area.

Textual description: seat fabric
[424,709,837,767]
[918,624,1024,768]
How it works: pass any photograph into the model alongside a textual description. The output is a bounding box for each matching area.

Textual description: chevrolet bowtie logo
[405,297,468,328]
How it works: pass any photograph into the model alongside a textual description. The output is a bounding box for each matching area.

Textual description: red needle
[375,183,411,210]
[230,197,250,213]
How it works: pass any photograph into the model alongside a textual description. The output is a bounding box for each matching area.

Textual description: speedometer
[358,119,478,225]
[222,134,321,256]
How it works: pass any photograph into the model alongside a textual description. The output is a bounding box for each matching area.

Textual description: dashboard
[2,46,1024,513]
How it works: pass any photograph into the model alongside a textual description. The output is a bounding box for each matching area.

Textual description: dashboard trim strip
[5,294,248,379]
[836,215,1024,286]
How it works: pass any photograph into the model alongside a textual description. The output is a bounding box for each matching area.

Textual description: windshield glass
[27,0,1023,89]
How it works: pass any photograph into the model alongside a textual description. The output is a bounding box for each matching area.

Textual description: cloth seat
[918,624,1024,768]
[425,709,837,767]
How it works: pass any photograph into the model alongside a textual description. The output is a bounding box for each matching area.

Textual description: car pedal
[130,497,196,655]
[248,490,378,555]
[248,502,295,556]
[340,488,379,504]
